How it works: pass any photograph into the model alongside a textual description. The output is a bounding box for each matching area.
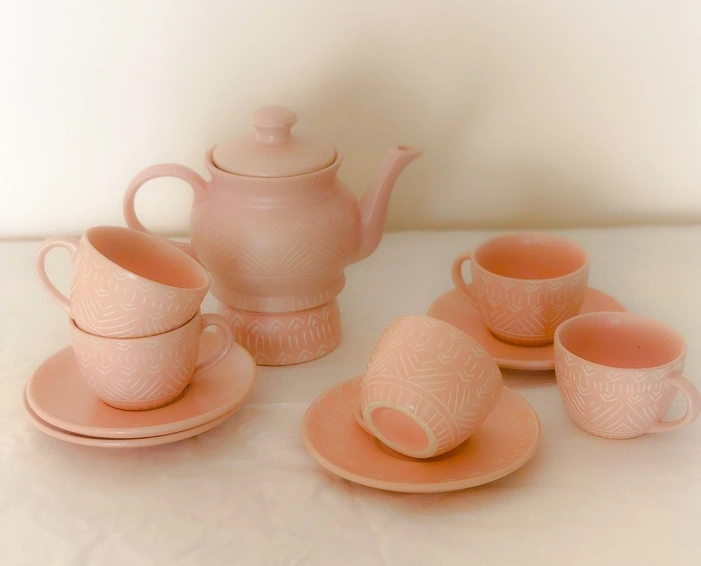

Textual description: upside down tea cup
[554,311,701,439]
[451,233,590,346]
[360,316,504,459]
[69,311,234,411]
[36,226,210,338]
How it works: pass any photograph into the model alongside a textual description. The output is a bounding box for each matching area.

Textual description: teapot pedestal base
[216,300,342,366]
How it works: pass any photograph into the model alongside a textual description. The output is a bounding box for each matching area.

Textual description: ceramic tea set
[27,106,701,491]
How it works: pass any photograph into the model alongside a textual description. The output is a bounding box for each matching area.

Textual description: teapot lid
[212,106,336,177]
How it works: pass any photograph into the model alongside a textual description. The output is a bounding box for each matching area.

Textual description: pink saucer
[26,333,257,439]
[427,287,626,371]
[302,377,540,493]
[23,393,235,448]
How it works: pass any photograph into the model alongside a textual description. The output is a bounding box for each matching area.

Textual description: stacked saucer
[24,334,256,448]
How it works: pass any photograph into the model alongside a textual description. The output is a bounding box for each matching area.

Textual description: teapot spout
[354,145,422,263]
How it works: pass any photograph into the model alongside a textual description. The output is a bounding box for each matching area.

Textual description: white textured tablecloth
[2,227,701,565]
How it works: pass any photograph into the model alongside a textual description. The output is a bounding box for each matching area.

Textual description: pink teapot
[124,106,421,313]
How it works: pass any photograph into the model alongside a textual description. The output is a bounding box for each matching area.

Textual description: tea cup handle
[35,236,80,316]
[451,250,480,309]
[193,314,235,376]
[648,375,701,433]
[123,164,206,261]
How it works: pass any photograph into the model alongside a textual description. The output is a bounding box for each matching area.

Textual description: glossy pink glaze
[360,316,503,459]
[36,226,210,338]
[555,312,701,438]
[69,311,234,411]
[452,233,589,346]
[428,287,626,371]
[123,107,421,313]
[217,300,341,366]
[303,377,540,493]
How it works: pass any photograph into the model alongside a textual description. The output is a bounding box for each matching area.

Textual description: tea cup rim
[470,232,590,283]
[84,226,210,292]
[554,311,687,372]
[69,310,201,341]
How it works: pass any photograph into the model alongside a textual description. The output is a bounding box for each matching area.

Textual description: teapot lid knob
[251,106,297,147]
[212,105,336,177]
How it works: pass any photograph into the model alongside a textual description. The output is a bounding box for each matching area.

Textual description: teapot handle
[123,164,207,260]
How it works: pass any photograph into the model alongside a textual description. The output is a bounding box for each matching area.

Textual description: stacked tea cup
[36,226,234,411]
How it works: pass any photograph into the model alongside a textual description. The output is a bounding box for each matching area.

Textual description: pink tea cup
[554,312,701,439]
[36,226,210,338]
[69,310,234,411]
[360,316,503,459]
[452,233,590,346]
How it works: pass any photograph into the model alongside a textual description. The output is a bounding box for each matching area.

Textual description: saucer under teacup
[302,377,540,493]
[23,393,237,448]
[25,333,257,439]
[427,286,626,371]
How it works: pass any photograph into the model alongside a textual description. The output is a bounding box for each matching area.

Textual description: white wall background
[2,0,701,238]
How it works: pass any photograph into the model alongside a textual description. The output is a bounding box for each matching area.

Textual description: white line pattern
[70,314,204,410]
[218,300,341,366]
[70,243,205,338]
[191,199,358,312]
[361,317,503,456]
[473,269,589,345]
[555,347,684,438]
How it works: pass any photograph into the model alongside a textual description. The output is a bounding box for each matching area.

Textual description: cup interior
[475,234,587,280]
[369,407,430,453]
[557,313,684,369]
[87,227,208,289]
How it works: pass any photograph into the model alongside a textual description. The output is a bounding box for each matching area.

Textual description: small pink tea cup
[69,311,234,411]
[360,316,503,459]
[37,226,210,338]
[554,312,701,439]
[452,233,590,346]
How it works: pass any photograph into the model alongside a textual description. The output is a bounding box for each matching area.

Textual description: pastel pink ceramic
[303,377,540,493]
[26,332,256,438]
[555,312,701,439]
[24,394,237,448]
[428,287,627,371]
[360,316,503,459]
[36,226,210,338]
[69,311,234,411]
[212,106,337,177]
[123,106,421,313]
[217,299,341,366]
[452,233,590,346]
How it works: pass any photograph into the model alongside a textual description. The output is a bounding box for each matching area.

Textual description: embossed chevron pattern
[361,316,503,457]
[555,348,684,439]
[70,312,215,411]
[69,238,208,338]
[201,218,357,312]
[209,222,354,278]
[217,300,341,366]
[473,268,589,345]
